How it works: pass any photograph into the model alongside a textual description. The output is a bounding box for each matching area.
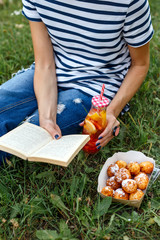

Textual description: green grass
[0,0,160,239]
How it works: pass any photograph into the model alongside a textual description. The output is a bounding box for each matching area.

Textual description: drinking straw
[100,84,105,100]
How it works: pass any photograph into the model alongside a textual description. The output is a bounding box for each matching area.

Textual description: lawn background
[0,0,160,239]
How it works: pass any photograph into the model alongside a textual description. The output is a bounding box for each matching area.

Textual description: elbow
[131,57,150,77]
[35,61,55,72]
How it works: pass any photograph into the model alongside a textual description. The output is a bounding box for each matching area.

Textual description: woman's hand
[96,112,120,148]
[40,117,62,139]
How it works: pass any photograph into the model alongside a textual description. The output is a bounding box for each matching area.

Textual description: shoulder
[128,0,150,7]
[126,0,151,15]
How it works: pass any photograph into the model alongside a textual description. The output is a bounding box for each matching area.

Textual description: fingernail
[97,146,101,150]
[98,136,103,140]
[55,134,59,139]
[96,142,100,146]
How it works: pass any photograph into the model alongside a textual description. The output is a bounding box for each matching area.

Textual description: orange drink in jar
[83,91,109,154]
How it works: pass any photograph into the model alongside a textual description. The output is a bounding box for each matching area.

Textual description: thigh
[25,89,92,135]
[57,88,92,135]
[1,64,35,94]
[0,64,38,133]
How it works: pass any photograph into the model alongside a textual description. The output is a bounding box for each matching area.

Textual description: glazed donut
[129,189,144,200]
[134,172,149,190]
[101,186,114,197]
[106,176,121,190]
[140,161,154,174]
[113,188,129,200]
[122,179,137,193]
[107,163,119,177]
[115,168,131,183]
[116,160,127,169]
[126,162,140,176]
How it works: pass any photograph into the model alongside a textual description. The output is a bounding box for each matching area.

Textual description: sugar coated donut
[101,186,114,197]
[140,161,154,174]
[129,189,144,200]
[107,163,119,177]
[122,179,137,193]
[116,160,127,169]
[113,188,129,200]
[115,168,131,183]
[134,172,149,190]
[127,162,140,176]
[106,176,121,190]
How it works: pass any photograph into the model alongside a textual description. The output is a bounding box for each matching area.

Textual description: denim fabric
[0,63,92,164]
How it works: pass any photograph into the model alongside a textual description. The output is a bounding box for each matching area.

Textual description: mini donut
[113,188,129,200]
[126,162,140,176]
[140,161,154,174]
[101,186,114,197]
[134,172,149,190]
[129,189,144,200]
[115,168,131,183]
[116,160,127,169]
[106,176,121,190]
[107,163,119,177]
[122,179,137,193]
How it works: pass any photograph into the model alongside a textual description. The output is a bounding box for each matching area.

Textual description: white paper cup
[97,151,155,208]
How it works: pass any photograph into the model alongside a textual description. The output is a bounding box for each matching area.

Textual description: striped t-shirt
[22,0,153,107]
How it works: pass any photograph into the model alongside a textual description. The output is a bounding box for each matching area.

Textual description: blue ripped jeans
[0,63,92,164]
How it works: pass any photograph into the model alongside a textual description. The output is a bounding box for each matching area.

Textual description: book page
[29,134,90,166]
[0,123,52,158]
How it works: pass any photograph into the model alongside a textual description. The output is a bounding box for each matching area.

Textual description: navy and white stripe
[22,0,153,108]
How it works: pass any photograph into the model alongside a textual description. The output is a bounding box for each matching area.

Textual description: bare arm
[108,43,150,117]
[29,21,61,139]
[97,42,150,147]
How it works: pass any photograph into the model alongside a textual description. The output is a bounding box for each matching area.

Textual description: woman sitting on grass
[0,0,153,163]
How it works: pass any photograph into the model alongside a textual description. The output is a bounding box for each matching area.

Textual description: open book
[0,123,90,167]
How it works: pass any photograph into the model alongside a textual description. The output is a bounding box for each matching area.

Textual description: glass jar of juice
[83,95,109,154]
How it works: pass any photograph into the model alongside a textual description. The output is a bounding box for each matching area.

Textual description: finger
[79,121,84,127]
[100,135,114,148]
[96,134,113,146]
[98,125,113,140]
[50,125,62,139]
[98,119,120,139]
[55,125,62,137]
[96,135,114,149]
[112,126,120,137]
[41,122,61,139]
[45,126,60,139]
[96,121,120,147]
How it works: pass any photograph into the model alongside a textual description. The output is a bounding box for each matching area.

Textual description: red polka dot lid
[92,95,109,108]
